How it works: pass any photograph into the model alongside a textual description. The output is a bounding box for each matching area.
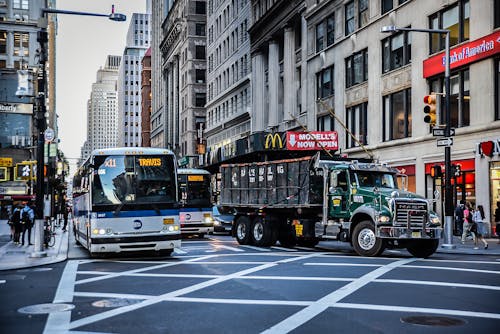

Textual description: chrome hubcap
[253,222,263,241]
[237,223,247,239]
[358,228,376,250]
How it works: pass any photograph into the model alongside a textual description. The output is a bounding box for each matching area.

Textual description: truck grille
[393,199,428,226]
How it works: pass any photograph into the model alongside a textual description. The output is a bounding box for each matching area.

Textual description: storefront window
[491,162,500,231]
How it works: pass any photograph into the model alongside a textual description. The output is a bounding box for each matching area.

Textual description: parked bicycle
[44,220,56,248]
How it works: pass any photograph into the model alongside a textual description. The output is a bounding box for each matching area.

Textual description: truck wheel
[235,216,252,245]
[251,217,272,246]
[352,221,385,257]
[406,239,439,258]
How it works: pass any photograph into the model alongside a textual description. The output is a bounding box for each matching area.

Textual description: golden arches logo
[264,133,284,149]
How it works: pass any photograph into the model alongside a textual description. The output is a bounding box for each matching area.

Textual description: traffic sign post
[432,127,455,137]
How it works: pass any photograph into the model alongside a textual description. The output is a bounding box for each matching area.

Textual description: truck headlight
[430,215,441,225]
[378,215,391,223]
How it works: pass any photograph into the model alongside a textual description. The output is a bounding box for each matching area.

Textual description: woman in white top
[472,205,488,249]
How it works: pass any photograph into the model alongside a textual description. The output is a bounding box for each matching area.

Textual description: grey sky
[56,0,146,172]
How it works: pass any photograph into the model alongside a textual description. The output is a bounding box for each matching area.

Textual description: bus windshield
[92,155,176,208]
[354,171,398,189]
[178,173,211,207]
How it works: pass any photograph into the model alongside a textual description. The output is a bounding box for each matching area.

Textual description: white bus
[72,148,181,257]
[178,168,214,237]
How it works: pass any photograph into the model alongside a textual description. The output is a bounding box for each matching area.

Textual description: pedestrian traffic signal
[430,164,442,178]
[452,164,461,177]
[423,94,438,126]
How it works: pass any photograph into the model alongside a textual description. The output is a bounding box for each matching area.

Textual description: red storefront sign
[424,159,475,174]
[394,165,415,176]
[286,131,338,151]
[423,30,500,78]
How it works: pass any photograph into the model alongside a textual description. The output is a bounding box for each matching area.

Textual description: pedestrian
[21,201,34,246]
[6,208,14,241]
[461,202,475,244]
[62,204,69,232]
[472,205,488,249]
[11,204,22,244]
[455,200,465,236]
[495,201,500,244]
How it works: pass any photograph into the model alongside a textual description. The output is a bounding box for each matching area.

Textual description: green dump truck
[219,154,442,257]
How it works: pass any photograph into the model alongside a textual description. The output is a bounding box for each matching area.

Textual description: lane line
[335,302,500,320]
[304,263,382,268]
[240,245,271,252]
[217,244,244,252]
[74,291,153,300]
[68,253,327,330]
[43,260,79,334]
[173,248,187,254]
[271,246,298,252]
[375,279,500,291]
[261,258,416,334]
[404,265,500,275]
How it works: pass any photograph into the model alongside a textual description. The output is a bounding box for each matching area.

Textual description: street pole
[381,25,454,248]
[442,31,456,249]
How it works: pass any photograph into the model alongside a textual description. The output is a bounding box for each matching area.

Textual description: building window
[429,0,469,54]
[316,14,335,52]
[316,65,334,98]
[346,102,368,148]
[0,31,6,54]
[381,0,393,14]
[195,45,206,59]
[345,1,355,36]
[345,49,368,88]
[317,114,335,131]
[429,68,470,128]
[195,93,206,107]
[13,32,29,57]
[195,69,206,83]
[195,1,207,14]
[358,0,369,28]
[383,88,412,141]
[13,0,29,10]
[195,23,206,36]
[382,29,411,73]
[316,22,324,52]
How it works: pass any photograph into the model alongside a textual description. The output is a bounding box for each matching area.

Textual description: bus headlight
[204,214,214,224]
[92,228,107,235]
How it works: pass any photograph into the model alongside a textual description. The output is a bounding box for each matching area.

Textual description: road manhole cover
[92,298,142,308]
[18,303,75,314]
[401,315,466,327]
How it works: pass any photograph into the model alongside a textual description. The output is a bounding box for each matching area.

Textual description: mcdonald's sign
[264,132,285,150]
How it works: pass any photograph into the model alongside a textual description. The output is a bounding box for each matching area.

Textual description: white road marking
[375,279,500,291]
[0,280,5,284]
[240,245,271,252]
[404,265,500,275]
[216,244,244,252]
[261,258,416,334]
[304,262,382,268]
[68,253,327,330]
[44,260,79,334]
[295,247,316,251]
[271,246,298,252]
[173,248,187,254]
[74,291,153,300]
[335,302,500,320]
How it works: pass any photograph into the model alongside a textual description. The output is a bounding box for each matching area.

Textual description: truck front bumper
[376,226,442,239]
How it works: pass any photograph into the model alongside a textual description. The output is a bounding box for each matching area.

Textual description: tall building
[152,0,207,166]
[117,10,151,147]
[141,47,152,147]
[80,55,121,162]
[0,0,56,212]
[205,0,251,166]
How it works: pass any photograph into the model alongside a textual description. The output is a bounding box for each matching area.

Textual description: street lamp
[381,25,454,249]
[31,6,126,257]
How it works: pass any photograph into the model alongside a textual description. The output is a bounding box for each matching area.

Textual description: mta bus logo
[133,220,142,230]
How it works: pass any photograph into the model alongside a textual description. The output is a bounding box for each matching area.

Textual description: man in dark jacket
[11,204,22,244]
[454,200,465,236]
[21,201,34,246]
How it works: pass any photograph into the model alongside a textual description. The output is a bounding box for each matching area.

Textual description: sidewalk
[436,235,500,255]
[0,219,68,271]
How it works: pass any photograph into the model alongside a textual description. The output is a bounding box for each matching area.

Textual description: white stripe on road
[404,265,500,275]
[304,262,382,268]
[68,253,326,331]
[0,280,5,284]
[217,244,244,252]
[261,258,416,334]
[375,279,500,291]
[173,247,187,254]
[271,246,298,252]
[240,245,271,252]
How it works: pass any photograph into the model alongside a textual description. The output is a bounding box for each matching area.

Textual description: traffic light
[430,164,442,179]
[423,94,438,126]
[15,163,32,180]
[452,164,461,177]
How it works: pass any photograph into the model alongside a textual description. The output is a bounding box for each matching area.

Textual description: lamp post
[31,6,126,258]
[381,25,455,249]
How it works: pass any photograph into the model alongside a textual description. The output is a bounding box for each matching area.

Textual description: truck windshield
[355,171,397,189]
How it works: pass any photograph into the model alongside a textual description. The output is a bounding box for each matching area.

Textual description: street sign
[178,156,189,167]
[437,137,453,147]
[432,128,455,137]
[44,128,55,142]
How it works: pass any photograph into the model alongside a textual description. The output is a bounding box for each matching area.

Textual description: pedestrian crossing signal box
[14,161,36,181]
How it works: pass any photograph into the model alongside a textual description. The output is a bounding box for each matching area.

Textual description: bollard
[30,219,47,258]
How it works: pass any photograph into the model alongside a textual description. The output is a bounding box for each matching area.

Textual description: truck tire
[352,221,385,257]
[235,216,252,245]
[251,217,272,246]
[406,239,439,258]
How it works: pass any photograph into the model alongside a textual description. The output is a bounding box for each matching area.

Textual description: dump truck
[219,154,442,257]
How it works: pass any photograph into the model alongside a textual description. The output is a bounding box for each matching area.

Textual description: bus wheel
[352,221,385,257]
[235,216,251,245]
[251,217,272,247]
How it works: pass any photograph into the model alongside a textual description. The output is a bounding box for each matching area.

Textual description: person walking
[21,201,34,246]
[495,201,500,243]
[461,202,475,244]
[11,204,22,244]
[454,200,465,236]
[472,205,488,249]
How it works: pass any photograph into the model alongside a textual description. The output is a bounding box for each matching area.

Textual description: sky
[56,0,146,173]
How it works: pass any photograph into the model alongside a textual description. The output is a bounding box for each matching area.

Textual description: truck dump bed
[220,156,323,208]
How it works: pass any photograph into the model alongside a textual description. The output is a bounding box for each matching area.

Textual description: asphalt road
[1,235,499,333]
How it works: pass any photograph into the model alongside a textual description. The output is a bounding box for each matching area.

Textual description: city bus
[72,148,181,257]
[177,168,213,237]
